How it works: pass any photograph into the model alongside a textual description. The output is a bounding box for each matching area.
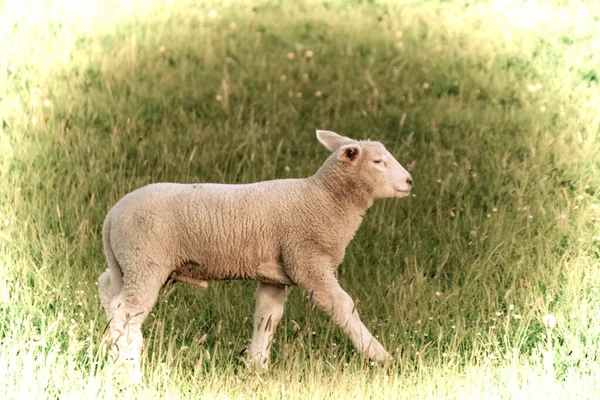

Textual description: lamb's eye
[373,159,383,164]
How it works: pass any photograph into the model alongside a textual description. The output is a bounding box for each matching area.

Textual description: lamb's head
[316,130,413,199]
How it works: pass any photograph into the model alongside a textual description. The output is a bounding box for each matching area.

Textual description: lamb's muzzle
[98,129,412,382]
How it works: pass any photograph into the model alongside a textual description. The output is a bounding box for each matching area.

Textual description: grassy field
[1,0,600,398]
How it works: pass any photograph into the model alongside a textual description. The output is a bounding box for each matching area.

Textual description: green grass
[1,0,600,398]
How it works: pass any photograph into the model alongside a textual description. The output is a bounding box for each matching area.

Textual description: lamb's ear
[337,143,361,163]
[316,130,356,151]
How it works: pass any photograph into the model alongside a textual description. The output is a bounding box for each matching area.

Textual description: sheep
[98,129,413,381]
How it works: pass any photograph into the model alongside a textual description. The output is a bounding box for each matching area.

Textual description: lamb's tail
[98,213,123,314]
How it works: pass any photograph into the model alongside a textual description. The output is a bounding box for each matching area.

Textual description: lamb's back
[108,180,317,274]
[107,177,354,280]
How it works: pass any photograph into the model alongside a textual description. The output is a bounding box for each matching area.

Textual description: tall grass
[1,0,599,398]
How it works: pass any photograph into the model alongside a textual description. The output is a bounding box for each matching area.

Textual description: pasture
[1,0,599,398]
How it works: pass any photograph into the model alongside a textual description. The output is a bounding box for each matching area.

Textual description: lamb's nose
[406,177,413,186]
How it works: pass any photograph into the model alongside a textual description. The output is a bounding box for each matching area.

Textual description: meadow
[1,0,599,398]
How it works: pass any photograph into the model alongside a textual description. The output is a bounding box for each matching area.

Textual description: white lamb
[98,130,413,381]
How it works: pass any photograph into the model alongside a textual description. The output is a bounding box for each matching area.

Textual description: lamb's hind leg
[248,282,288,368]
[107,264,168,383]
[98,267,122,322]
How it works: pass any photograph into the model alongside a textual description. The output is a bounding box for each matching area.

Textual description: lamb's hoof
[246,356,269,372]
[368,353,393,368]
[107,359,143,385]
[128,367,143,384]
[367,345,392,365]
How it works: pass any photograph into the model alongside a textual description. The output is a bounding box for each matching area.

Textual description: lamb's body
[99,130,412,382]
[105,177,362,286]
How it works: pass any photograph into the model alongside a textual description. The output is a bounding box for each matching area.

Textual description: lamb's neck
[310,165,374,215]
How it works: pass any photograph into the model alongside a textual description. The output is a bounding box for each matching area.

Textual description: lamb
[98,130,413,381]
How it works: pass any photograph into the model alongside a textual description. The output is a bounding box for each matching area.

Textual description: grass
[1,0,600,398]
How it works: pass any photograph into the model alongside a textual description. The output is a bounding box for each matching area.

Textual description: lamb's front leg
[299,271,391,362]
[248,282,288,368]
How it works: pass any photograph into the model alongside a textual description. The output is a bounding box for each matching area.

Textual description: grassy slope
[1,0,599,398]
